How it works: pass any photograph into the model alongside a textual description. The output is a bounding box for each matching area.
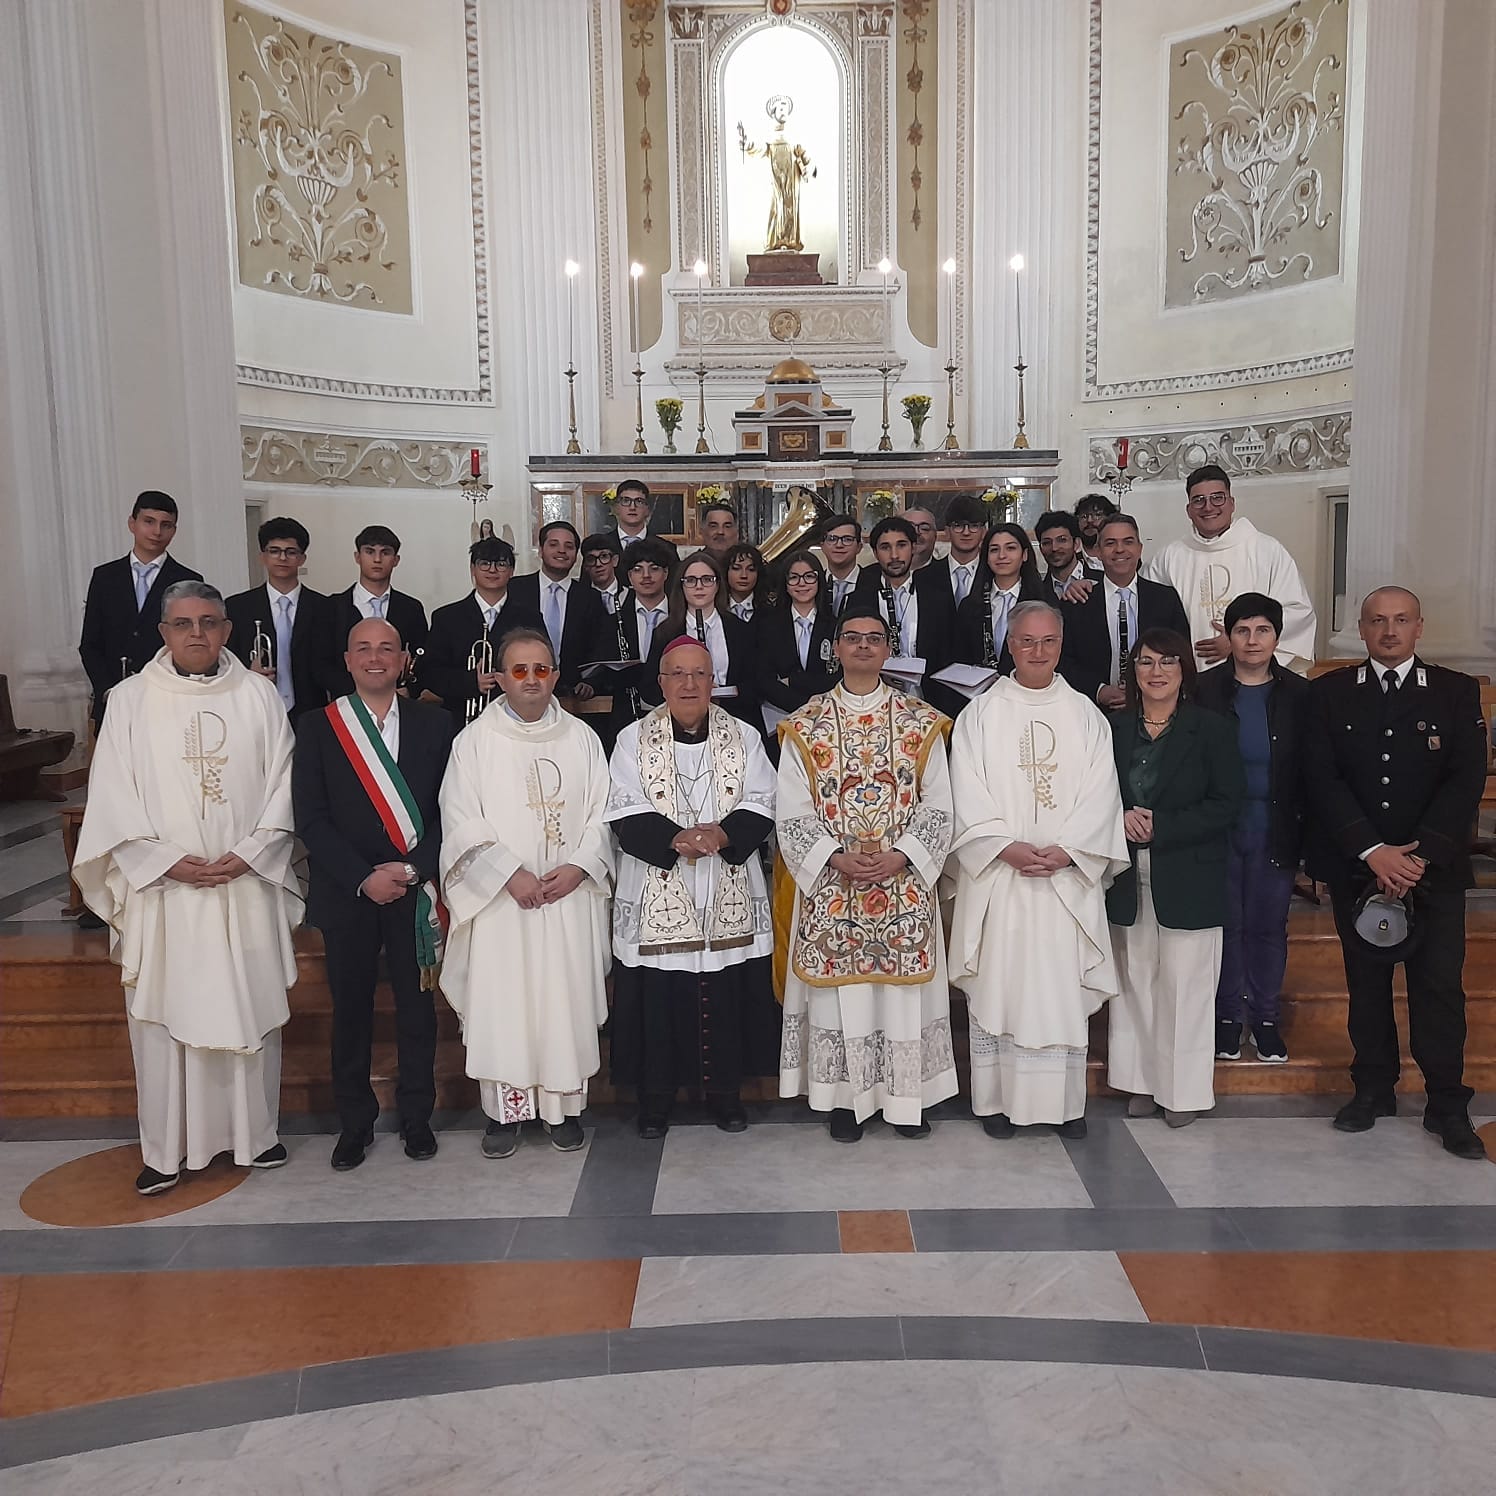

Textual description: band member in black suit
[757,549,838,716]
[600,538,674,747]
[508,521,609,699]
[724,542,772,627]
[1035,510,1089,602]
[820,514,864,614]
[581,531,628,615]
[323,525,430,699]
[293,618,456,1172]
[954,522,1046,679]
[923,494,988,610]
[1304,587,1489,1160]
[1074,492,1119,572]
[423,538,545,726]
[611,478,657,552]
[853,515,961,717]
[224,517,332,725]
[1058,513,1190,712]
[78,490,202,726]
[645,551,761,731]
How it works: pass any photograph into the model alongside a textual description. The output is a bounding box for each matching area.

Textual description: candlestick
[877,258,893,452]
[563,260,581,454]
[1009,254,1029,449]
[693,257,709,454]
[629,262,646,454]
[941,257,960,452]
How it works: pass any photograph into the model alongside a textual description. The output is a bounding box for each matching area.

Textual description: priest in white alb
[439,627,613,1158]
[1144,464,1316,673]
[73,581,302,1195]
[947,601,1128,1138]
[777,605,958,1141]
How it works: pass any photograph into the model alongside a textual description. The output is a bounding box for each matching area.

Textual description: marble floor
[6,797,1496,1492]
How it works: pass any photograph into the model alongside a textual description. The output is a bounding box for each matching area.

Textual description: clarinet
[981,579,999,668]
[880,578,899,651]
[694,606,707,643]
[617,587,643,720]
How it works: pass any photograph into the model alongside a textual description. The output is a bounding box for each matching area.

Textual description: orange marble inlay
[838,1210,915,1253]
[0,1258,641,1419]
[20,1146,248,1228]
[1476,1120,1496,1162]
[1122,1250,1496,1352]
[0,1276,20,1396]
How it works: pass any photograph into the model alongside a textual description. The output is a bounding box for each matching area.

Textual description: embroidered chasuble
[74,649,302,1053]
[945,674,1128,1124]
[776,684,958,1125]
[439,701,613,1123]
[1144,516,1316,673]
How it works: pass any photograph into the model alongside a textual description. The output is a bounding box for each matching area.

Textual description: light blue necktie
[953,565,973,607]
[275,595,294,709]
[992,590,1013,654]
[370,594,387,619]
[545,582,564,657]
[797,615,812,669]
[133,561,155,610]
[640,606,662,659]
[833,577,851,614]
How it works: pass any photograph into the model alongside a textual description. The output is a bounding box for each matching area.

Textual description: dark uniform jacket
[1303,657,1487,889]
[1193,660,1309,870]
[507,572,609,695]
[422,594,546,725]
[1106,703,1246,930]
[953,575,1049,679]
[755,606,840,713]
[224,584,334,725]
[322,587,430,698]
[1057,575,1191,707]
[852,565,961,717]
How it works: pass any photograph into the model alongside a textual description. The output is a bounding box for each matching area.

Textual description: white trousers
[1108,851,1222,1114]
[968,1018,1089,1125]
[128,1015,282,1174]
[479,1079,585,1126]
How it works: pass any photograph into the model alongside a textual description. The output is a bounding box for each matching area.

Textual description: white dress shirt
[1102,573,1140,687]
[829,566,861,613]
[471,589,508,631]
[1370,657,1415,691]
[353,581,392,619]
[696,608,731,684]
[948,558,980,607]
[989,583,1021,655]
[882,577,919,656]
[131,553,165,610]
[634,598,667,659]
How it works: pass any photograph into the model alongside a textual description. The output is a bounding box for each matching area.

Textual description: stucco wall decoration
[241,426,476,487]
[1167,0,1347,307]
[226,1,414,312]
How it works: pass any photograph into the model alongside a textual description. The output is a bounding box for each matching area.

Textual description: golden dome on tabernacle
[766,356,817,383]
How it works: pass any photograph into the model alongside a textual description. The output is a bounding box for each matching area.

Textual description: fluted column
[965,0,1085,453]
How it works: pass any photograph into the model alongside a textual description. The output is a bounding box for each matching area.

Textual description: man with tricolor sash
[294,618,455,1171]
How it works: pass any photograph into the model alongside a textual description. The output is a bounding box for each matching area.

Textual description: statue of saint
[737,95,816,253]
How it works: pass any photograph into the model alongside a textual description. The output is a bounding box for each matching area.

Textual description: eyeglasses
[786,571,818,585]
[948,520,984,531]
[263,546,304,559]
[1186,494,1231,509]
[838,630,889,646]
[912,523,936,535]
[1136,655,1182,669]
[163,616,228,633]
[474,560,511,571]
[507,662,554,680]
[823,533,858,545]
[661,668,713,683]
[682,574,717,587]
[1012,635,1062,650]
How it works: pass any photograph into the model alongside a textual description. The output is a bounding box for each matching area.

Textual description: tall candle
[942,257,956,360]
[878,257,891,350]
[1009,254,1025,363]
[693,257,707,357]
[629,261,643,359]
[564,259,579,367]
[470,448,480,478]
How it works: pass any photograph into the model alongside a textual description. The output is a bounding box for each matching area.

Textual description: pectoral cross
[183,711,229,816]
[1018,720,1058,811]
[526,757,566,853]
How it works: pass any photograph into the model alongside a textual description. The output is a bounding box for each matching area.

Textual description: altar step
[5,916,1496,1118]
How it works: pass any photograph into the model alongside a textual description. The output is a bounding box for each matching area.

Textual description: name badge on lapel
[1416,667,1428,688]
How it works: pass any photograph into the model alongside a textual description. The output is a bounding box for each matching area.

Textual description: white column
[141,0,248,591]
[1340,0,1444,632]
[485,0,599,539]
[965,0,1086,454]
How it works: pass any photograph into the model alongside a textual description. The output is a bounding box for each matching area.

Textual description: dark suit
[293,697,455,1134]
[322,588,430,699]
[601,592,670,749]
[422,594,546,726]
[508,572,609,695]
[224,584,333,725]
[644,612,762,732]
[854,566,961,716]
[78,553,202,724]
[1303,657,1487,1116]
[1058,574,1190,707]
[953,575,1048,681]
[756,606,839,713]
[1106,704,1246,930]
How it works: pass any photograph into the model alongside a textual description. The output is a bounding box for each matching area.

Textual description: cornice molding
[240,425,484,488]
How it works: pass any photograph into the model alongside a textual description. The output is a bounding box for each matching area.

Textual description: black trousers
[319,893,438,1133]
[1329,868,1473,1117]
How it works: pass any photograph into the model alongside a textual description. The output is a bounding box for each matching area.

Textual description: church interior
[2,0,1496,1490]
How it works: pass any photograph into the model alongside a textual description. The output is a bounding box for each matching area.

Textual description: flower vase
[661,424,679,455]
[909,415,927,451]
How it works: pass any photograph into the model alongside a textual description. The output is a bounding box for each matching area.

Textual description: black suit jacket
[507,572,609,694]
[1057,575,1190,707]
[224,584,333,725]
[852,565,960,716]
[79,553,203,722]
[293,696,455,930]
[953,575,1049,678]
[423,594,547,724]
[1303,657,1487,889]
[321,588,430,699]
[1106,703,1246,930]
[756,606,839,712]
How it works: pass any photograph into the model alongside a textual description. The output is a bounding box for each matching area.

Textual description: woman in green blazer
[1107,628,1245,1127]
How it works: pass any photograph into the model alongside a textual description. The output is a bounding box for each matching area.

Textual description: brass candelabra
[564,364,581,455]
[942,359,961,451]
[694,363,709,453]
[877,359,894,451]
[632,362,647,455]
[1011,356,1030,450]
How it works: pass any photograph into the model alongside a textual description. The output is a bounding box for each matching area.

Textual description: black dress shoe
[134,1164,179,1196]
[1055,1117,1088,1140]
[252,1143,288,1169]
[1332,1093,1397,1133]
[1424,1113,1487,1160]
[401,1121,438,1160]
[637,1112,670,1140]
[829,1108,863,1143]
[981,1113,1016,1139]
[331,1130,374,1171]
[894,1117,931,1139]
[546,1117,586,1151]
[710,1096,748,1133]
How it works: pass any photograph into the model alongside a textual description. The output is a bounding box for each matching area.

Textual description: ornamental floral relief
[1087,412,1351,486]
[226,1,413,312]
[1165,0,1347,307]
[240,427,476,488]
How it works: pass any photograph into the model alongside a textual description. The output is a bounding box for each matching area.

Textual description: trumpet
[250,618,274,673]
[398,646,424,695]
[466,637,495,723]
[119,655,132,684]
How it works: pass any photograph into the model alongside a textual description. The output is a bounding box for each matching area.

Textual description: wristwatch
[402,862,418,885]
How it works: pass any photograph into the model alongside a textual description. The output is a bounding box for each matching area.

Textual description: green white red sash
[325,694,446,985]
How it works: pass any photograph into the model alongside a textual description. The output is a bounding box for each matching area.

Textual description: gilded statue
[737,95,816,253]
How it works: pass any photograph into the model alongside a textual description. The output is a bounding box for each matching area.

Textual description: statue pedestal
[745,252,822,287]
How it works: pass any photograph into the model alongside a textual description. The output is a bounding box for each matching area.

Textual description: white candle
[1010,253,1025,363]
[629,261,643,359]
[942,257,957,361]
[878,257,891,351]
[693,257,707,357]
[564,259,580,367]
